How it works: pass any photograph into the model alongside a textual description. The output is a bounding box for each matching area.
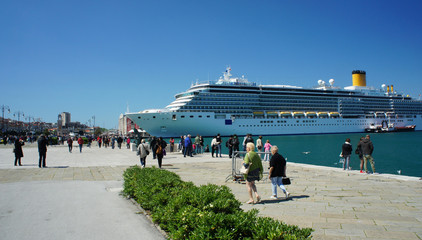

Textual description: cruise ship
[126,68,422,137]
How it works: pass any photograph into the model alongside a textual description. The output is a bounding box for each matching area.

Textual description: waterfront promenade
[1,143,421,239]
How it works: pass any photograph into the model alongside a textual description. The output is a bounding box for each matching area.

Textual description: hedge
[123,166,313,240]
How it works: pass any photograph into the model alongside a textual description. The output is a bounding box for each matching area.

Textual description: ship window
[190,116,194,118]
[181,116,185,118]
[199,115,202,118]
[172,115,176,120]
[207,115,210,118]
[153,116,156,119]
[138,116,141,119]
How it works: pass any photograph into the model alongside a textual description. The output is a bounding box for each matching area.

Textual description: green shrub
[123,166,313,239]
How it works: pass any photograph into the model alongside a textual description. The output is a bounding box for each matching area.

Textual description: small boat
[394,125,416,132]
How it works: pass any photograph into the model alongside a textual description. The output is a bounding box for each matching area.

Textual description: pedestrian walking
[184,134,193,157]
[226,135,234,158]
[358,135,376,173]
[37,134,47,168]
[169,137,174,152]
[67,137,73,153]
[14,137,25,166]
[355,137,365,173]
[155,137,167,168]
[117,136,123,149]
[194,135,201,154]
[137,139,149,168]
[243,142,263,204]
[78,136,84,153]
[216,134,222,157]
[97,136,102,148]
[211,136,217,157]
[199,136,204,154]
[341,138,352,170]
[232,134,240,154]
[150,137,157,159]
[263,140,272,161]
[126,137,131,149]
[256,136,263,152]
[269,146,290,199]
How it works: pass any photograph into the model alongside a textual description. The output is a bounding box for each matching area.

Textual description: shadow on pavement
[259,195,310,204]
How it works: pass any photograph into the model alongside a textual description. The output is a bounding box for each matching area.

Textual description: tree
[94,128,103,136]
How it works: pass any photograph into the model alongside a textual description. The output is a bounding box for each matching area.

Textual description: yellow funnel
[352,70,366,87]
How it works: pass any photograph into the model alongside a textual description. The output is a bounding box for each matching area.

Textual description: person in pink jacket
[263,140,272,161]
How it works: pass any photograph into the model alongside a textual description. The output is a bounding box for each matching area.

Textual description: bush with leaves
[123,166,313,239]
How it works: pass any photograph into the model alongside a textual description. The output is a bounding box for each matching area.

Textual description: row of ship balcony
[245,111,417,119]
[250,111,340,119]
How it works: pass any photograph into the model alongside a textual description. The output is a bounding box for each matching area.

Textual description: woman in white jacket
[211,136,217,157]
[137,139,150,168]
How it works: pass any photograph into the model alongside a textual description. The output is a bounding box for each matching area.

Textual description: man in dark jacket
[37,134,48,168]
[357,135,375,173]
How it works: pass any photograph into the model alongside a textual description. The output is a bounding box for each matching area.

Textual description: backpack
[156,144,163,155]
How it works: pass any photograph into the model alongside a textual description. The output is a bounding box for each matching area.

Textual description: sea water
[189,132,422,178]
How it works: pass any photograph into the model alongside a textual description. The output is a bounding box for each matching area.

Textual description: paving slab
[1,144,422,239]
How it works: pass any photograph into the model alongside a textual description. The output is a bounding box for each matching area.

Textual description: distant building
[61,112,71,127]
[119,114,140,135]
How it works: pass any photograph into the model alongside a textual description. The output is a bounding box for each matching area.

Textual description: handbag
[240,163,252,174]
[239,153,251,174]
[282,177,291,185]
[143,144,150,155]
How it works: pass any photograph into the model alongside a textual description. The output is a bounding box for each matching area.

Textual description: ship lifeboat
[280,112,292,118]
[266,111,279,118]
[305,112,317,118]
[329,112,340,118]
[318,112,329,118]
[253,111,264,115]
[293,112,305,118]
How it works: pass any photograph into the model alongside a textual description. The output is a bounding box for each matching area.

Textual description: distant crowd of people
[6,131,381,205]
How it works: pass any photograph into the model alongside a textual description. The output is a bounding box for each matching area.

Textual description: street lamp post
[14,111,25,132]
[1,105,11,133]
[26,115,34,132]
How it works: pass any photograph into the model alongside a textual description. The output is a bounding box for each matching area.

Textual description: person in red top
[97,136,102,148]
[78,137,84,153]
[126,137,131,149]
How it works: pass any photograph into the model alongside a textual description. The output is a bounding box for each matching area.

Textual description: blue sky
[1,0,421,129]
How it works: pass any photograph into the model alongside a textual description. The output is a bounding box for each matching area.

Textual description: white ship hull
[126,68,422,137]
[126,111,422,138]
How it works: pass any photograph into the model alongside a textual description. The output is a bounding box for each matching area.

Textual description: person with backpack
[137,139,150,168]
[155,137,167,168]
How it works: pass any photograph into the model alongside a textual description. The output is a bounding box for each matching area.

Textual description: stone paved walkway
[1,144,421,239]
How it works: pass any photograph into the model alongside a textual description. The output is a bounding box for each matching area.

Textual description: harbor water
[189,131,422,178]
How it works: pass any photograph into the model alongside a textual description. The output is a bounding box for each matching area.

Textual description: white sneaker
[270,196,278,200]
[285,192,290,199]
